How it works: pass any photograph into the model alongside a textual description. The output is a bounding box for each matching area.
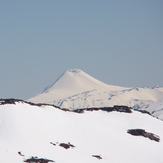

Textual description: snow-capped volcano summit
[28,69,163,119]
[41,68,123,94]
[28,69,126,103]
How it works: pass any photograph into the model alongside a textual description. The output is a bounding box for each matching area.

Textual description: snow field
[0,102,163,163]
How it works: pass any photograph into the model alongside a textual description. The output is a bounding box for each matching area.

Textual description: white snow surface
[1,102,163,163]
[28,69,163,119]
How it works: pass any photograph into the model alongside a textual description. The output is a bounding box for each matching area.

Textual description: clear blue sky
[0,0,163,100]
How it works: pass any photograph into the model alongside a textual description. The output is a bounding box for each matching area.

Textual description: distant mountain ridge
[28,69,163,119]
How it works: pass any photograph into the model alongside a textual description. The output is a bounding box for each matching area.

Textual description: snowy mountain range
[28,69,163,120]
[1,69,163,162]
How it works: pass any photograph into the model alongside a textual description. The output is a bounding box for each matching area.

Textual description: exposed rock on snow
[24,157,55,163]
[50,142,56,146]
[127,129,160,142]
[73,105,132,113]
[0,98,60,109]
[135,109,151,115]
[50,141,75,149]
[92,155,102,160]
[18,151,25,157]
[59,142,75,149]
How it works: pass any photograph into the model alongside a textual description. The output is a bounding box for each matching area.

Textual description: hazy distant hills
[28,69,163,120]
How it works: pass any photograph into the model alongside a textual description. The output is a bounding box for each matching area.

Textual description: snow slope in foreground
[1,101,163,163]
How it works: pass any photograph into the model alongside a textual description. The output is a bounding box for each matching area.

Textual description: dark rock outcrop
[0,98,60,109]
[0,98,19,105]
[59,142,75,149]
[24,157,54,163]
[18,151,24,157]
[135,109,151,115]
[73,105,132,113]
[50,142,56,146]
[127,129,160,142]
[92,155,102,160]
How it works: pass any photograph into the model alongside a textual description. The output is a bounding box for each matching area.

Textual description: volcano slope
[28,69,163,120]
[0,99,163,163]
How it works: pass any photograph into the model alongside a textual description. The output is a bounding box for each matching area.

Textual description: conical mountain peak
[28,69,125,104]
[62,69,95,79]
[43,68,111,94]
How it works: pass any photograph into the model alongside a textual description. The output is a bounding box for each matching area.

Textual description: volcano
[28,69,163,119]
[28,69,126,103]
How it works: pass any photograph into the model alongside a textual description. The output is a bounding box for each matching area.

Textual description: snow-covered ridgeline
[1,101,163,163]
[51,87,163,110]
